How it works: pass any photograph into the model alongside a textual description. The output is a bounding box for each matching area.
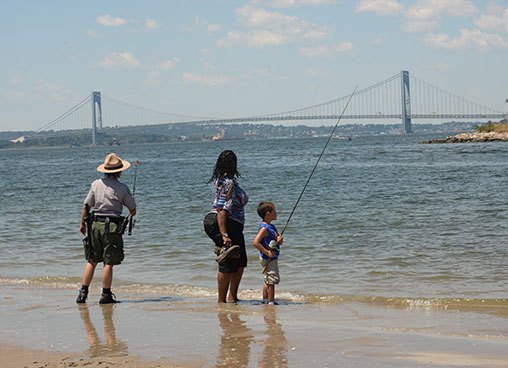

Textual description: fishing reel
[268,240,278,250]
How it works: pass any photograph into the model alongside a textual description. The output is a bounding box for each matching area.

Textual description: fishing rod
[280,85,357,236]
[262,86,357,273]
[128,160,139,236]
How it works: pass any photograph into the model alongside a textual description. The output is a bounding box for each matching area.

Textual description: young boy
[253,202,283,305]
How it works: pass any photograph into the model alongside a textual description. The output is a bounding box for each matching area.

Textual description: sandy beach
[2,282,508,368]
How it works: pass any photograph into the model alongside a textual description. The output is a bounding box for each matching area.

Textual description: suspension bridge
[29,71,506,144]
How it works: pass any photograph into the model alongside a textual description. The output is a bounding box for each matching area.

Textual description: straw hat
[97,153,131,173]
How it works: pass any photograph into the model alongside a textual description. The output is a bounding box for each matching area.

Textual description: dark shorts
[86,221,125,265]
[203,212,247,273]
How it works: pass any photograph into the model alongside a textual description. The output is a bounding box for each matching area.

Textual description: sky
[1,0,507,131]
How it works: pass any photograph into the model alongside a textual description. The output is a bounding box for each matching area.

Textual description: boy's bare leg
[217,272,231,303]
[102,265,113,289]
[81,262,98,286]
[227,267,244,303]
[267,284,275,303]
[263,283,269,300]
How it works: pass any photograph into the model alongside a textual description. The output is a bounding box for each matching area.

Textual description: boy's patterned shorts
[261,258,280,285]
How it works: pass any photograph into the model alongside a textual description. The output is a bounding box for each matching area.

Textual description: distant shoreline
[422,131,508,144]
[422,121,508,143]
[0,121,485,150]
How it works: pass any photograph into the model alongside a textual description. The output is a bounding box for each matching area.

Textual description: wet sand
[2,283,508,368]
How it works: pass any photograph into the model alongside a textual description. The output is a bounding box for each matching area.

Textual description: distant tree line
[0,121,488,149]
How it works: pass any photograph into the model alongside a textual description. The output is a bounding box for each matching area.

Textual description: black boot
[76,288,88,303]
[99,290,117,304]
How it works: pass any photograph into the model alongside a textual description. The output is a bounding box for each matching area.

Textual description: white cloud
[99,52,141,69]
[219,29,288,47]
[98,52,181,71]
[246,67,272,77]
[355,0,478,24]
[5,80,76,102]
[97,14,127,27]
[145,18,162,29]
[186,16,221,33]
[87,29,100,37]
[268,0,336,8]
[474,9,508,33]
[5,89,25,99]
[145,71,161,87]
[33,81,73,101]
[372,38,384,45]
[182,72,233,86]
[406,0,477,20]
[299,42,353,56]
[203,61,215,71]
[236,5,302,28]
[304,29,329,40]
[415,63,455,73]
[303,66,328,76]
[332,42,354,52]
[299,45,330,56]
[356,0,490,46]
[207,24,221,32]
[218,5,328,47]
[424,28,508,51]
[35,81,72,94]
[159,58,180,70]
[9,74,24,84]
[401,20,438,33]
[485,2,504,14]
[355,0,404,16]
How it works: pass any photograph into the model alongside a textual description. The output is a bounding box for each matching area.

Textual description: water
[1,133,508,308]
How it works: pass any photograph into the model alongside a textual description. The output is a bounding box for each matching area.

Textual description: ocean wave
[1,276,507,314]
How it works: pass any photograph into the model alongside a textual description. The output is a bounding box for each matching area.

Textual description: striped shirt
[210,177,248,225]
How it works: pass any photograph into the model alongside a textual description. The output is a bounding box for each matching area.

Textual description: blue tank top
[259,223,280,260]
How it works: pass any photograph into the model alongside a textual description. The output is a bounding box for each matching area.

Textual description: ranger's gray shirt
[84,176,136,217]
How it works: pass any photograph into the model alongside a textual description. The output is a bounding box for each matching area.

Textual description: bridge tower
[400,71,412,133]
[91,91,103,145]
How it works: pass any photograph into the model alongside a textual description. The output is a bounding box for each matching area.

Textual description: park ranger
[76,153,137,304]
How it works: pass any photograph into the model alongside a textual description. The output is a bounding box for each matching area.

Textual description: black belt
[93,216,121,224]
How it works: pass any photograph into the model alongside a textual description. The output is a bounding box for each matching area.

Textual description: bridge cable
[103,94,215,121]
[31,95,92,135]
[280,85,358,236]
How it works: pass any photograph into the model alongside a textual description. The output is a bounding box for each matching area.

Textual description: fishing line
[280,86,357,236]
[261,86,357,274]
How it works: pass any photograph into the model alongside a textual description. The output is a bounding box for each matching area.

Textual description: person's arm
[79,204,88,235]
[253,227,275,258]
[217,209,232,247]
[215,178,235,247]
[275,230,284,245]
